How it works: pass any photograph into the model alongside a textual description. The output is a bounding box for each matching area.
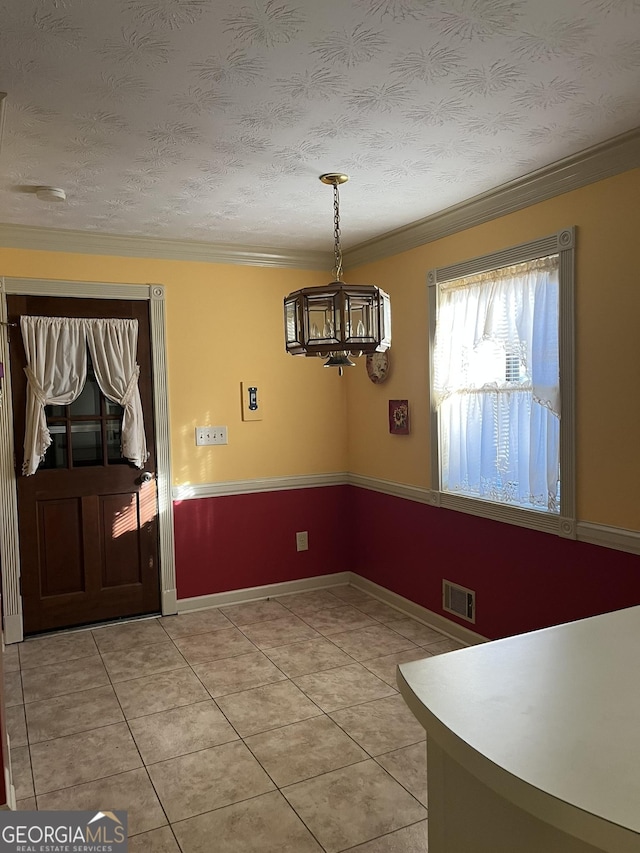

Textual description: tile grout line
[18,667,35,804]
[337,816,429,852]
[371,752,429,813]
[102,650,178,845]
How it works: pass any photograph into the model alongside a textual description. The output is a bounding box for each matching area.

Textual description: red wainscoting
[348,486,640,639]
[173,485,352,600]
[173,482,640,639]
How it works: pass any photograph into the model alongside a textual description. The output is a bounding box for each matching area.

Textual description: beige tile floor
[3,584,465,852]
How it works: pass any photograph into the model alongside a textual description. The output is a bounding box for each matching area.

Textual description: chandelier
[284,174,391,376]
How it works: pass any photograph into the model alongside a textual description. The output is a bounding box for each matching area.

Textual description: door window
[42,351,125,469]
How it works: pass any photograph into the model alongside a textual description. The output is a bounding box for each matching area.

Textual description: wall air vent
[443,579,475,623]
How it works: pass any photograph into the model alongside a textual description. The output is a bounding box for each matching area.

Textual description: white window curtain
[21,317,87,476]
[21,316,148,476]
[85,319,147,470]
[433,256,560,512]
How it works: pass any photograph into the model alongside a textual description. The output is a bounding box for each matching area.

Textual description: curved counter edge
[397,666,639,853]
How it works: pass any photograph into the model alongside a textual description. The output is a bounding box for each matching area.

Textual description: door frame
[0,277,177,643]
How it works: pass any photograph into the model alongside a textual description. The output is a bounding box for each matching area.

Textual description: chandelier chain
[333,182,343,282]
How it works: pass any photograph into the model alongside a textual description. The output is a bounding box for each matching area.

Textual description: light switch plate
[241,381,262,421]
[195,426,228,446]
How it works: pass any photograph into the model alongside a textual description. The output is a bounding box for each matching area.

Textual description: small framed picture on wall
[389,399,409,434]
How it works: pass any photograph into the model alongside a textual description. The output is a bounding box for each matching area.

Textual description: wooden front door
[7,295,160,635]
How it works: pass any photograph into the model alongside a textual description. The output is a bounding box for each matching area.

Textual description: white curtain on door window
[85,319,148,469]
[20,316,148,475]
[433,256,560,511]
[21,316,87,476]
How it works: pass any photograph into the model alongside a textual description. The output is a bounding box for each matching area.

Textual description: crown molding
[344,127,640,268]
[1,128,638,270]
[0,223,331,270]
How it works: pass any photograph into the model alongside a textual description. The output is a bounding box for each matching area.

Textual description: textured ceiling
[0,0,639,252]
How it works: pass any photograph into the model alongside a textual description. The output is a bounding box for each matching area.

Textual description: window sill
[431,490,576,538]
[348,474,576,539]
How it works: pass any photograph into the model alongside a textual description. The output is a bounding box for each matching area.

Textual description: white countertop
[398,605,640,851]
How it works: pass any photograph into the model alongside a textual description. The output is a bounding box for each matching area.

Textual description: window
[428,229,575,535]
[42,352,125,470]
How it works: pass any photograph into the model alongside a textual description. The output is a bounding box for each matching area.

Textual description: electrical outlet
[296,531,308,551]
[195,426,228,446]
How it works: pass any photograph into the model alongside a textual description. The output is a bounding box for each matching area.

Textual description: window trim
[428,228,576,538]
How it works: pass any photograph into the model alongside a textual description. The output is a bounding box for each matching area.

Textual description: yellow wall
[0,250,348,485]
[3,168,639,528]
[347,168,640,530]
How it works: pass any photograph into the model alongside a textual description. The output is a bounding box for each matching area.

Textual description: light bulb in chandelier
[324,352,356,377]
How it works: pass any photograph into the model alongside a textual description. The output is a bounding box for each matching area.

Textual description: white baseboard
[175,570,487,645]
[350,574,489,646]
[162,588,178,616]
[0,782,16,810]
[4,740,16,811]
[3,614,23,646]
[176,572,352,612]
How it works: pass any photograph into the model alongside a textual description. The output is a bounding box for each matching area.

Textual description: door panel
[38,498,84,596]
[100,491,145,587]
[7,295,160,635]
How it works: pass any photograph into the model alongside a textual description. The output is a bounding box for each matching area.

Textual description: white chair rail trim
[172,472,348,501]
